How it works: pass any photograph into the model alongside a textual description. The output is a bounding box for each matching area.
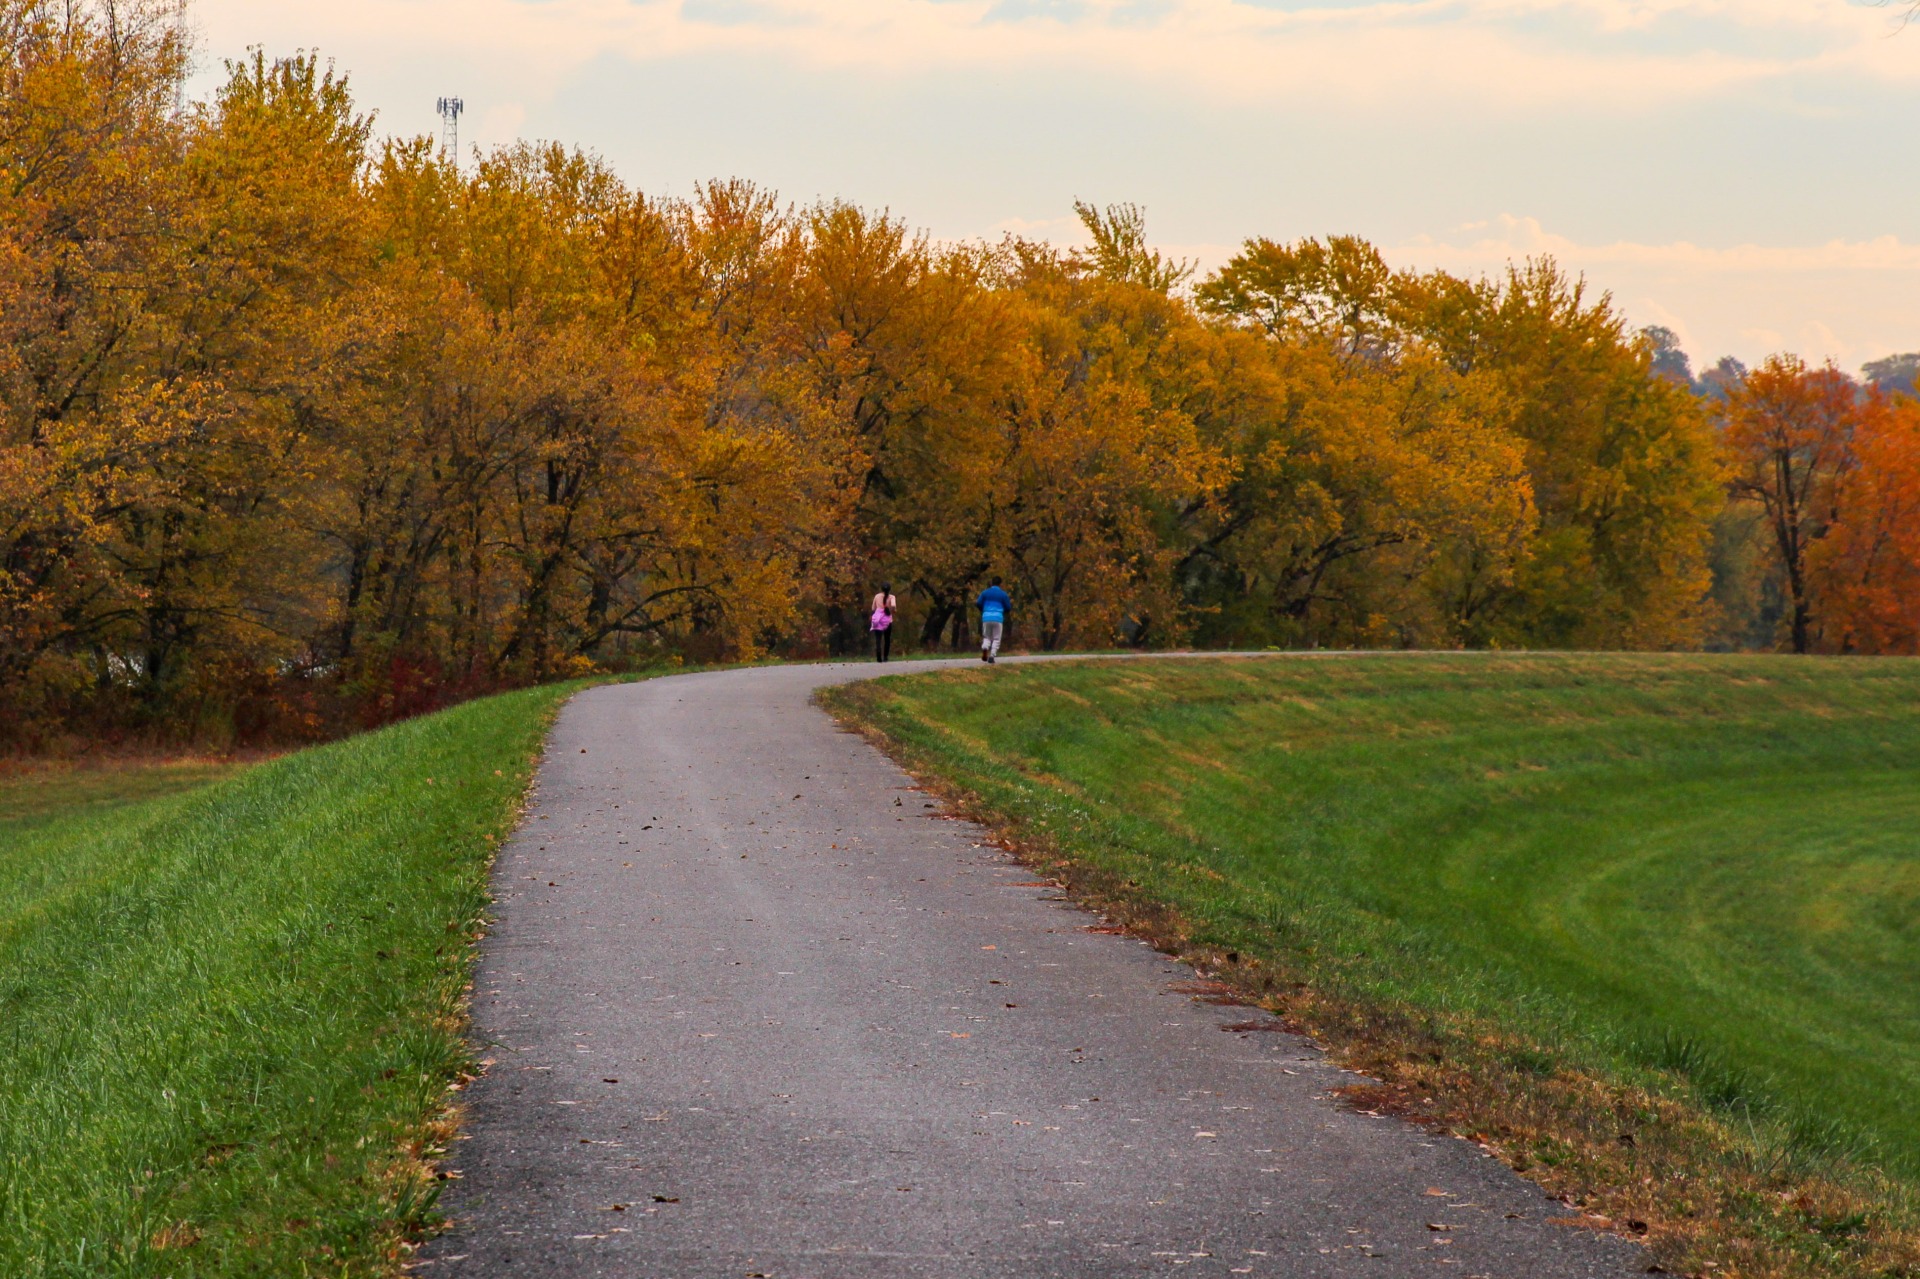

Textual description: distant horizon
[189,0,1920,374]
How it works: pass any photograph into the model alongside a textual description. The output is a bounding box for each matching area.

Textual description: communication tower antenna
[171,0,189,116]
[436,97,465,165]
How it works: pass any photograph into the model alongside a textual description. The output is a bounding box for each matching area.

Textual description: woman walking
[869,583,898,662]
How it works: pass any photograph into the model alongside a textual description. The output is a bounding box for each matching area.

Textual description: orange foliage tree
[1806,395,1920,654]
[1718,357,1861,654]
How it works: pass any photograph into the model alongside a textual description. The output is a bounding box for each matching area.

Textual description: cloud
[988,213,1088,238]
[1395,215,1920,368]
[1405,215,1920,275]
[190,0,1920,112]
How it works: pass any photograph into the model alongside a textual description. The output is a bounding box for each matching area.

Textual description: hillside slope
[828,653,1920,1276]
[0,684,575,1277]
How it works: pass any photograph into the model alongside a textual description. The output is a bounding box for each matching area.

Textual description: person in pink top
[869,583,898,662]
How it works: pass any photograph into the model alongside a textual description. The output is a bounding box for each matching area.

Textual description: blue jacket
[977,586,1011,624]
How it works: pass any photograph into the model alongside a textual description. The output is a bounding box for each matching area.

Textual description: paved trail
[419,660,1641,1278]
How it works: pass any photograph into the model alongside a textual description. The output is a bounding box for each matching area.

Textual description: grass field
[0,760,244,834]
[827,653,1920,1276]
[0,684,575,1277]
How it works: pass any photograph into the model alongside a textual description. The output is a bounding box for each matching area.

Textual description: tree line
[5,1,1917,746]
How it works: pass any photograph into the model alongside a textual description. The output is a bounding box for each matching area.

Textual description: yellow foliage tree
[0,4,1782,742]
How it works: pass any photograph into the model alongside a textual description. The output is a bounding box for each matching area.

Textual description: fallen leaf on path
[1168,979,1238,1003]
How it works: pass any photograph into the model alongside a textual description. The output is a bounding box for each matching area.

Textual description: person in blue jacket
[976,577,1011,664]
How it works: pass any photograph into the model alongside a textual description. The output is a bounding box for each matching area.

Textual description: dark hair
[880,582,891,593]
[990,576,1002,586]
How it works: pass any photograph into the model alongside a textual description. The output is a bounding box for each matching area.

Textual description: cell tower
[436,97,464,164]
[171,0,189,116]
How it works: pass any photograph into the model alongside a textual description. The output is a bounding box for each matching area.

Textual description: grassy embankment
[826,654,1920,1279]
[0,683,580,1277]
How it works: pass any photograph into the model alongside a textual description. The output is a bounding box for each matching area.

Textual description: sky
[185,0,1920,375]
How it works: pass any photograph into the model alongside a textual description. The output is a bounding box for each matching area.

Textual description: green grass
[827,653,1920,1271]
[0,759,244,833]
[0,684,578,1277]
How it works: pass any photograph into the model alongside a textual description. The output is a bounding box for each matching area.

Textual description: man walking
[976,577,1011,664]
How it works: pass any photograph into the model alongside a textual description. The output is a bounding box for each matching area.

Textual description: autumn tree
[1807,394,1920,653]
[1862,352,1919,398]
[0,8,368,729]
[1199,234,1398,360]
[794,202,999,648]
[1399,260,1723,648]
[1718,356,1862,654]
[0,0,188,710]
[988,241,1230,648]
[1196,237,1537,646]
[1071,201,1193,295]
[328,153,858,691]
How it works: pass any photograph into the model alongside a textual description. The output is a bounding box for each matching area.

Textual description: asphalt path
[417,658,1643,1278]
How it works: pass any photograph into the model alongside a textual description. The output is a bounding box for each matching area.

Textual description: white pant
[981,620,1003,657]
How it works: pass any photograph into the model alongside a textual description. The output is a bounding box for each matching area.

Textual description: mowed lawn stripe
[0,683,574,1277]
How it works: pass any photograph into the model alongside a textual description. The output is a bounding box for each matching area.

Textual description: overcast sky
[187,1,1920,374]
